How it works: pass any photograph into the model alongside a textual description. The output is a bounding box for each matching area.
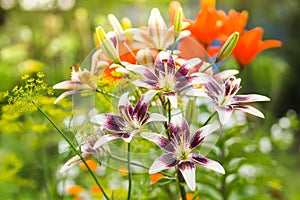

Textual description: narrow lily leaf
[179,162,196,191]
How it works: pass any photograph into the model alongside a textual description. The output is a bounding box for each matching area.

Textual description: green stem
[96,89,119,99]
[109,155,174,178]
[127,143,132,200]
[202,111,217,126]
[167,98,171,124]
[177,168,187,200]
[32,101,110,200]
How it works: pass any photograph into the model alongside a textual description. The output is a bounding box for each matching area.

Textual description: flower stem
[32,101,110,200]
[127,143,132,200]
[177,168,187,200]
[202,111,217,126]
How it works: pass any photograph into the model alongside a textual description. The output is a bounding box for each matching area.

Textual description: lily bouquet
[50,0,281,199]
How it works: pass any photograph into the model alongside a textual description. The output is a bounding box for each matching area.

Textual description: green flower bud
[216,32,239,63]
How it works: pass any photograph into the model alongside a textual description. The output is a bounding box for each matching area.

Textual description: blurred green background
[0,0,299,199]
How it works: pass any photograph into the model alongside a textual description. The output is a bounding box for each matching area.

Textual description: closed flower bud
[174,7,183,38]
[215,31,239,63]
[95,26,121,63]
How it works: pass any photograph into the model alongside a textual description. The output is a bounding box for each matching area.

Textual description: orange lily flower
[220,9,248,38]
[185,0,226,46]
[232,27,282,67]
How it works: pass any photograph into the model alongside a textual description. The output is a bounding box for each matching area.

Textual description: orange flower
[185,0,226,45]
[186,193,200,200]
[232,27,282,67]
[221,9,248,37]
[67,185,83,196]
[150,173,164,184]
[80,159,98,172]
[91,185,102,194]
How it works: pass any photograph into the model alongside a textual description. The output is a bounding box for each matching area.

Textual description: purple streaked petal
[106,31,118,49]
[126,64,158,81]
[192,153,225,174]
[178,162,196,191]
[90,114,126,132]
[233,105,265,118]
[204,80,222,96]
[149,153,179,174]
[93,134,123,149]
[215,104,234,125]
[175,75,199,90]
[154,51,176,75]
[164,92,178,109]
[169,115,190,143]
[190,123,220,149]
[132,79,159,89]
[133,90,157,120]
[140,132,175,152]
[175,58,201,78]
[225,77,240,96]
[233,94,270,104]
[122,131,136,143]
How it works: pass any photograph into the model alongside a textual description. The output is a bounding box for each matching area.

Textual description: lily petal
[149,153,179,174]
[141,132,175,152]
[213,69,239,82]
[60,155,82,173]
[54,90,80,104]
[126,64,158,81]
[192,153,225,174]
[233,94,270,104]
[90,114,126,132]
[93,134,124,149]
[164,92,178,109]
[215,104,234,125]
[233,105,265,118]
[190,123,220,149]
[175,58,201,77]
[169,115,190,143]
[178,162,196,191]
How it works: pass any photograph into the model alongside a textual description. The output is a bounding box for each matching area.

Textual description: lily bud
[95,26,121,63]
[136,48,154,68]
[108,14,124,35]
[174,7,183,38]
[169,1,182,25]
[215,32,239,63]
[121,17,132,30]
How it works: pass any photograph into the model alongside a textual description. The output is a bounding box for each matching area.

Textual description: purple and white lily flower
[91,90,167,148]
[198,76,270,124]
[127,51,210,108]
[141,116,224,191]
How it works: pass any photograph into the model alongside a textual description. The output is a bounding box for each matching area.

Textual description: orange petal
[80,160,98,172]
[186,193,200,200]
[67,185,83,196]
[150,173,164,184]
[91,185,102,194]
[201,0,215,10]
[260,40,282,52]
